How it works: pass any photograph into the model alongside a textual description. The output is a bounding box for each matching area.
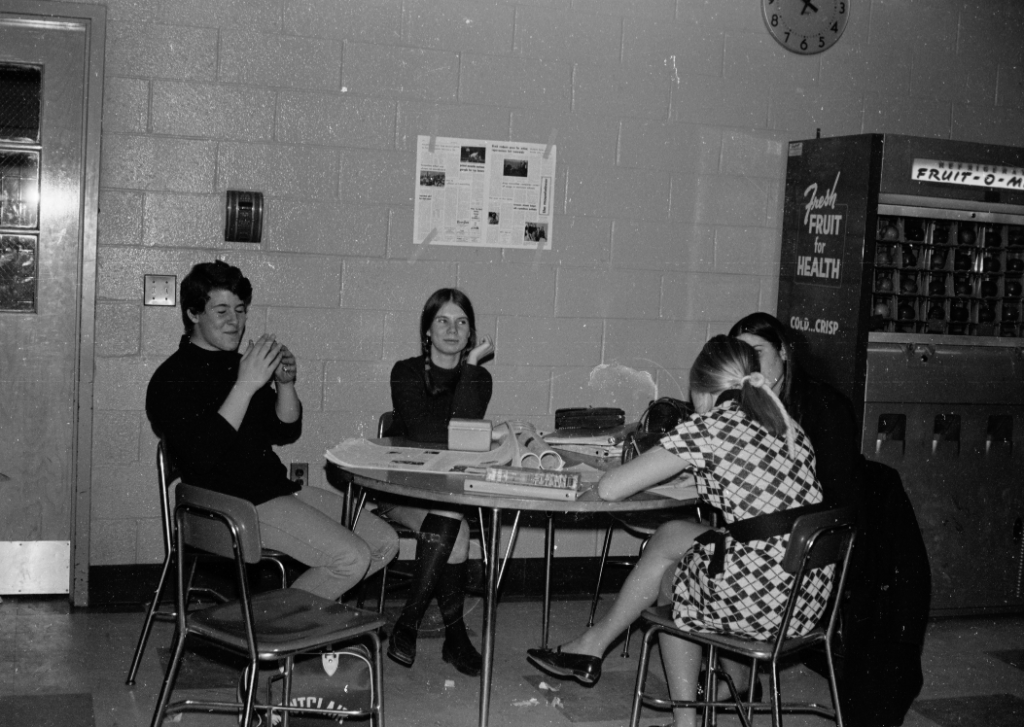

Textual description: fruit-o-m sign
[795,171,846,288]
[912,158,1024,191]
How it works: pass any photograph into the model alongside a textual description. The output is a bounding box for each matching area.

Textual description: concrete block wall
[84,0,1024,567]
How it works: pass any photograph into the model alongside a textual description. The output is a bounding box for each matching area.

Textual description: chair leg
[377,564,390,614]
[769,659,783,727]
[241,658,259,727]
[281,655,294,727]
[589,524,615,627]
[126,550,174,685]
[744,658,760,725]
[628,625,660,727]
[824,638,845,727]
[703,646,717,727]
[369,630,385,727]
[149,627,188,727]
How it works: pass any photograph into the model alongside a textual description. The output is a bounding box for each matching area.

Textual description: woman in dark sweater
[729,312,864,512]
[385,288,494,676]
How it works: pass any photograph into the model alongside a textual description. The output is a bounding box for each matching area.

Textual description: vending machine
[777,134,1024,616]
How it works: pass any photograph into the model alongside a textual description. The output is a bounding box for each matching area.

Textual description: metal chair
[628,507,857,727]
[125,440,288,685]
[150,484,386,727]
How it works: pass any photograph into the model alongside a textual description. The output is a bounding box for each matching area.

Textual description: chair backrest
[378,411,396,438]
[156,439,180,555]
[175,483,263,565]
[781,506,857,574]
[772,506,857,650]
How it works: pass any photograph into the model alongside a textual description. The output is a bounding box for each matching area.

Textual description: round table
[329,461,695,727]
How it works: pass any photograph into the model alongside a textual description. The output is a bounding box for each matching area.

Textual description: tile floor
[0,593,1021,727]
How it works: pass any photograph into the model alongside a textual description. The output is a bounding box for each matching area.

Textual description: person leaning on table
[383,287,494,677]
[527,336,833,727]
[146,260,398,601]
[728,311,864,512]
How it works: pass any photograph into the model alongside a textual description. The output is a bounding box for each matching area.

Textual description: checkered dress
[660,399,834,640]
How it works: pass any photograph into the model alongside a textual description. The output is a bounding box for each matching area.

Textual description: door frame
[1,0,105,605]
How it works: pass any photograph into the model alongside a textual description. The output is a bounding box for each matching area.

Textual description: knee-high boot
[436,561,482,676]
[387,513,461,668]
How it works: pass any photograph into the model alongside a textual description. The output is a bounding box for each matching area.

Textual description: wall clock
[762,0,850,55]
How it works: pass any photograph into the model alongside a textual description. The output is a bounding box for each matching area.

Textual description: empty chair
[628,507,857,727]
[125,440,288,686]
[150,483,386,727]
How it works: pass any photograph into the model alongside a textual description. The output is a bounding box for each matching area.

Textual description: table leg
[542,513,554,649]
[479,506,501,727]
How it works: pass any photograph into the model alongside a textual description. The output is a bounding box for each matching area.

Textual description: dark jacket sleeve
[797,378,865,513]
[390,358,492,443]
[450,364,492,420]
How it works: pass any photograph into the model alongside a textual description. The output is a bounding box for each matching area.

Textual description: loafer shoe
[526,646,601,686]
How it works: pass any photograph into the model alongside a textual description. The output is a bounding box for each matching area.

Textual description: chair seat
[191,588,386,656]
[643,605,827,661]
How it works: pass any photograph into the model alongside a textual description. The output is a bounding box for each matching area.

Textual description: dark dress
[389,355,492,444]
[663,399,832,640]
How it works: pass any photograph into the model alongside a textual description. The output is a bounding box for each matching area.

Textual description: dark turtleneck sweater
[146,337,301,505]
[389,355,492,444]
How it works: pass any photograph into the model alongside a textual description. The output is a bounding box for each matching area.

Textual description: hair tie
[742,372,766,388]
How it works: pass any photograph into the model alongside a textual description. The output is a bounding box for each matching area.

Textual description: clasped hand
[237,334,297,392]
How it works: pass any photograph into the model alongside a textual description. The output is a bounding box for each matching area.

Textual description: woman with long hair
[385,288,494,676]
[527,336,832,727]
[728,312,863,511]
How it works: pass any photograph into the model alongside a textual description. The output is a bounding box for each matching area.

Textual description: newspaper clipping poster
[413,135,556,249]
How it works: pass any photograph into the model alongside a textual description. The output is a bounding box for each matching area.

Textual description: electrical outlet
[144,274,177,306]
[289,462,308,486]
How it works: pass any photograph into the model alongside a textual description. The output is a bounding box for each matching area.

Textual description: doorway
[0,0,104,604]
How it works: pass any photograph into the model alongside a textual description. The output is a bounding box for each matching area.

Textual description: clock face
[762,0,850,55]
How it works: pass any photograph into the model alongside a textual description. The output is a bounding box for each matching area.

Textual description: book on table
[483,465,580,489]
[464,479,581,501]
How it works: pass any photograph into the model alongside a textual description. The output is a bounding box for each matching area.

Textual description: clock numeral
[784,30,791,42]
[800,38,809,51]
[831,22,838,33]
[840,2,846,13]
[819,36,825,48]
[771,13,779,27]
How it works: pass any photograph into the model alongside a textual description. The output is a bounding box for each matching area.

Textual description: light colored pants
[257,486,399,600]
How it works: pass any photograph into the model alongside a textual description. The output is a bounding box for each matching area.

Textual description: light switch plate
[144,274,177,306]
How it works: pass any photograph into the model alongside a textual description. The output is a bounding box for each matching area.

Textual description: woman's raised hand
[237,334,284,394]
[466,334,494,366]
[274,344,297,385]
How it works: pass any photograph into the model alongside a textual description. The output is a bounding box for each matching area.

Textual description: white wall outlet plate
[144,274,177,306]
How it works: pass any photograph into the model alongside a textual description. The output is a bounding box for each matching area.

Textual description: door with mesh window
[0,2,104,601]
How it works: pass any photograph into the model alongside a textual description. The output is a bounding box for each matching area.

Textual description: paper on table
[325,429,517,475]
[325,421,567,476]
